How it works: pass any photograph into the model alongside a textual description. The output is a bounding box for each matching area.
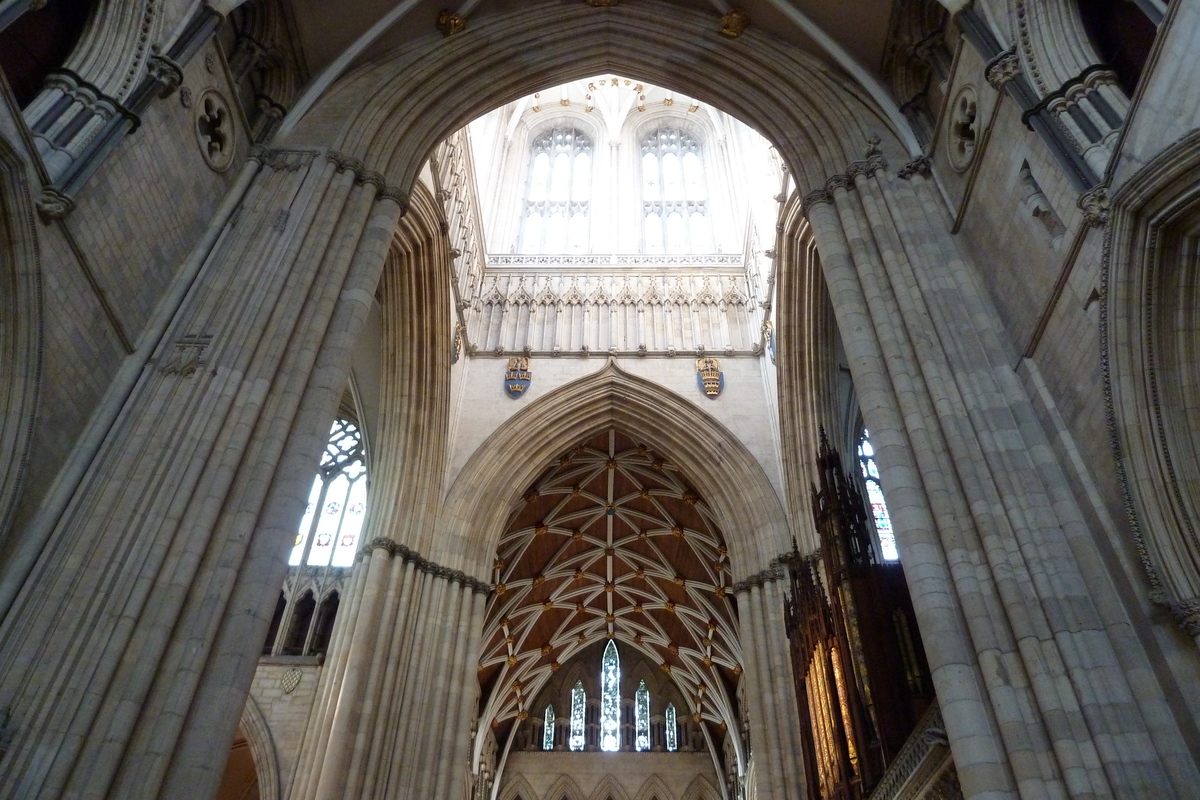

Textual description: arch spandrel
[279,0,911,196]
[436,360,792,579]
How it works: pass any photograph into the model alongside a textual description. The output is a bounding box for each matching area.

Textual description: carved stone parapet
[985,49,1021,91]
[1078,184,1110,227]
[898,155,931,180]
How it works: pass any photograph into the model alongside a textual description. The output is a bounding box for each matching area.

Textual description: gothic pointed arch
[438,360,791,577]
[498,773,538,800]
[587,775,633,800]
[0,134,43,539]
[1106,129,1200,638]
[633,774,675,800]
[238,694,281,800]
[544,774,587,800]
[281,0,915,199]
[680,775,719,800]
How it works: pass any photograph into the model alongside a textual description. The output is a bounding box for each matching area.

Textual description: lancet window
[641,127,712,254]
[635,679,651,752]
[857,429,898,561]
[665,703,678,752]
[543,705,555,750]
[520,127,592,254]
[569,681,586,751]
[600,639,621,751]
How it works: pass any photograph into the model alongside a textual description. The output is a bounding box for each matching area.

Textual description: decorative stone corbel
[1078,184,1111,227]
[898,155,932,180]
[35,187,74,222]
[145,53,184,99]
[985,49,1021,91]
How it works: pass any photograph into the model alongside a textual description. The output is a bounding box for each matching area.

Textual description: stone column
[0,148,408,800]
[799,153,1190,798]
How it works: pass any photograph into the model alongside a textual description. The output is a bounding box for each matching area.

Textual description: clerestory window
[543,704,555,750]
[569,680,586,751]
[635,679,651,752]
[291,418,367,567]
[665,702,678,752]
[641,128,712,254]
[600,639,621,751]
[857,429,898,561]
[520,127,592,254]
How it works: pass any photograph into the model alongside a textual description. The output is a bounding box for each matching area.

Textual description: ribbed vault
[479,430,741,744]
[435,362,791,578]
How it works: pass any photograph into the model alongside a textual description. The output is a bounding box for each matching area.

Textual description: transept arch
[280,0,916,197]
[0,134,42,540]
[437,360,791,578]
[1105,128,1200,641]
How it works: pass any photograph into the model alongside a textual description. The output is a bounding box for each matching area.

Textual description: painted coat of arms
[505,356,532,398]
[696,357,723,399]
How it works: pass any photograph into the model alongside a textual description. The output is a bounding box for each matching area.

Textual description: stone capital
[985,49,1021,91]
[146,53,184,98]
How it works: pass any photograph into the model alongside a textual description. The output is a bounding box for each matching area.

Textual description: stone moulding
[360,538,492,594]
[1102,128,1200,639]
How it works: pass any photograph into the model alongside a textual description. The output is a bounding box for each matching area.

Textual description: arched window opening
[281,590,315,656]
[641,128,712,254]
[291,418,367,568]
[635,679,651,752]
[520,127,592,254]
[308,591,340,656]
[599,639,621,751]
[857,429,898,561]
[262,592,286,655]
[0,0,92,108]
[665,703,678,752]
[543,704,555,751]
[569,680,586,751]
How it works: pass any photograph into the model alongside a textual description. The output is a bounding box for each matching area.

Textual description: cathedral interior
[0,1,1197,799]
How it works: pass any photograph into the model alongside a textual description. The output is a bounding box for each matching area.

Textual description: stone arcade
[0,1,1197,799]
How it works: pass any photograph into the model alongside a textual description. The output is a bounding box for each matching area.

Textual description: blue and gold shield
[505,356,532,398]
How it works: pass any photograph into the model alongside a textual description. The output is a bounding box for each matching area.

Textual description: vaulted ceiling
[477,430,743,742]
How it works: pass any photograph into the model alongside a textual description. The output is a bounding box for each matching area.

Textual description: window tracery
[600,639,621,751]
[520,127,592,254]
[543,704,555,750]
[641,128,712,254]
[291,418,367,568]
[569,680,586,751]
[857,429,898,561]
[635,679,650,751]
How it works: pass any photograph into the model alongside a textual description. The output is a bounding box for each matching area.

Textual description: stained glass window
[543,704,555,751]
[569,681,586,751]
[520,127,592,254]
[600,639,621,751]
[641,128,712,254]
[857,429,898,561]
[665,703,678,752]
[291,419,367,567]
[635,679,650,751]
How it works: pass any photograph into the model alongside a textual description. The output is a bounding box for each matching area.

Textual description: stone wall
[499,751,720,800]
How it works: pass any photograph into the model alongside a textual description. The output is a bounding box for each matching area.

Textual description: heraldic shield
[696,357,723,399]
[505,356,532,398]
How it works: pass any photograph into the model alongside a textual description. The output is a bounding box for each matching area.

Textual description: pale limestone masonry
[0,2,1197,800]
